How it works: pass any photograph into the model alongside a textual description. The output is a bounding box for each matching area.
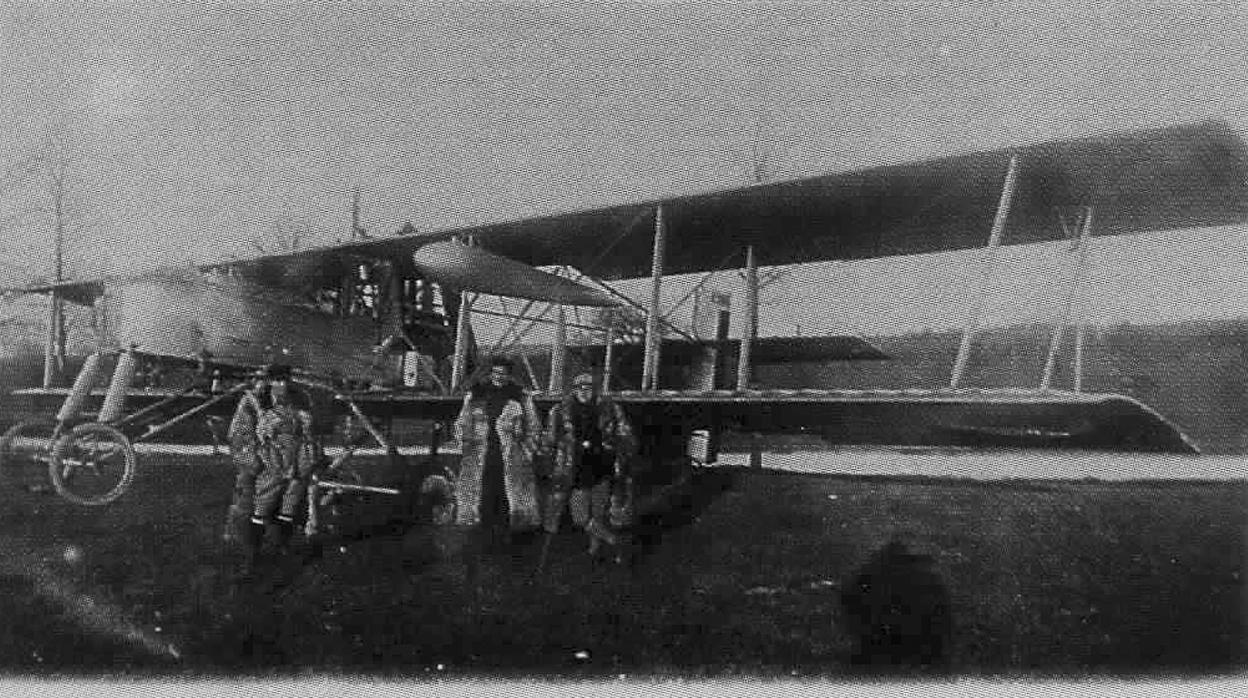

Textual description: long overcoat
[453,386,542,530]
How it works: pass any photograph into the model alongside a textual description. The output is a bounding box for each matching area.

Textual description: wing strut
[548,305,567,393]
[451,292,474,392]
[736,245,759,391]
[950,155,1021,389]
[1040,207,1095,391]
[641,206,666,391]
[42,289,65,388]
[602,313,617,393]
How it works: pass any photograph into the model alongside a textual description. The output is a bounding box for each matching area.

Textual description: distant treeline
[2,319,1246,453]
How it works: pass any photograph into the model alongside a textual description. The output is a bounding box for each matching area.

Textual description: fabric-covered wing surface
[467,119,1248,277]
[223,119,1248,286]
[9,119,1246,300]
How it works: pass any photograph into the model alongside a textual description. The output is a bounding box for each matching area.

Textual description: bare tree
[249,217,317,256]
[0,128,99,384]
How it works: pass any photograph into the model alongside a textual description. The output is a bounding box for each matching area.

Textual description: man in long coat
[453,356,542,547]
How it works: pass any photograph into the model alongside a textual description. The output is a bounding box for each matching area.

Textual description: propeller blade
[411,241,620,307]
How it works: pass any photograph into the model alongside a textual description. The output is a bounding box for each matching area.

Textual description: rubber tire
[48,422,137,506]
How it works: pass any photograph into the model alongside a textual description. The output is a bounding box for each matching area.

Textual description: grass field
[0,451,1241,679]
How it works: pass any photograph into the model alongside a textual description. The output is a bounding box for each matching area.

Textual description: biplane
[1,119,1244,526]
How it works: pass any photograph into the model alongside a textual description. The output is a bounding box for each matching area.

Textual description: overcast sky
[1,2,1246,337]
[2,2,1245,275]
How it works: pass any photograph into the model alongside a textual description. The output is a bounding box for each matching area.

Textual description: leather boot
[241,519,265,576]
[222,505,243,544]
[586,518,618,547]
[263,519,288,554]
[275,518,296,554]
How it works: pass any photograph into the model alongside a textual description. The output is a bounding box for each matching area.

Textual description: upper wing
[10,119,1246,303]
[3,277,106,305]
[462,119,1248,277]
[223,119,1248,285]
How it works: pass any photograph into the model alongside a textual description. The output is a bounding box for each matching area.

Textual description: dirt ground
[0,450,1242,680]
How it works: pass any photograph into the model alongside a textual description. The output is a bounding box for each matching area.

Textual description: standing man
[542,372,638,559]
[453,356,542,548]
[245,364,321,560]
[222,367,270,544]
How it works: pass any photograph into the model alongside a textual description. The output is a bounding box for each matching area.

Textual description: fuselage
[99,272,386,380]
[78,221,1248,451]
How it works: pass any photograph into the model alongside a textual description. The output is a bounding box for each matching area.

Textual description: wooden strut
[602,314,617,393]
[56,352,103,424]
[42,290,63,388]
[950,154,1020,389]
[485,298,538,355]
[97,351,138,424]
[642,205,666,391]
[42,199,66,389]
[549,304,567,393]
[130,382,249,444]
[578,268,698,342]
[519,352,542,391]
[112,384,202,429]
[1073,324,1086,393]
[1040,207,1095,391]
[736,245,758,391]
[470,306,599,334]
[450,290,474,392]
[343,397,392,451]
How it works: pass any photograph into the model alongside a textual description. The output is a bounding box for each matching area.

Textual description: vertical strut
[1040,207,1095,391]
[641,206,666,391]
[98,351,137,424]
[548,304,567,394]
[1073,323,1087,393]
[736,245,759,392]
[451,291,473,392]
[56,352,103,424]
[602,312,616,393]
[950,155,1020,389]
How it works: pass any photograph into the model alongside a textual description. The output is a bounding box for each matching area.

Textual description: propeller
[411,240,619,307]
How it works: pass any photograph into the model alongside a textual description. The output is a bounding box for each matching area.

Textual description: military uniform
[541,376,638,555]
[222,388,265,543]
[238,365,322,557]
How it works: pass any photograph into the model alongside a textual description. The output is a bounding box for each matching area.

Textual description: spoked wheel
[419,473,457,526]
[48,423,137,506]
[0,419,59,493]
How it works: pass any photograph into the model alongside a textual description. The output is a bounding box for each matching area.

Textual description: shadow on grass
[840,539,952,677]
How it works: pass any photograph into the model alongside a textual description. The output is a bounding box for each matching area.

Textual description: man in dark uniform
[222,366,270,545]
[542,372,637,559]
